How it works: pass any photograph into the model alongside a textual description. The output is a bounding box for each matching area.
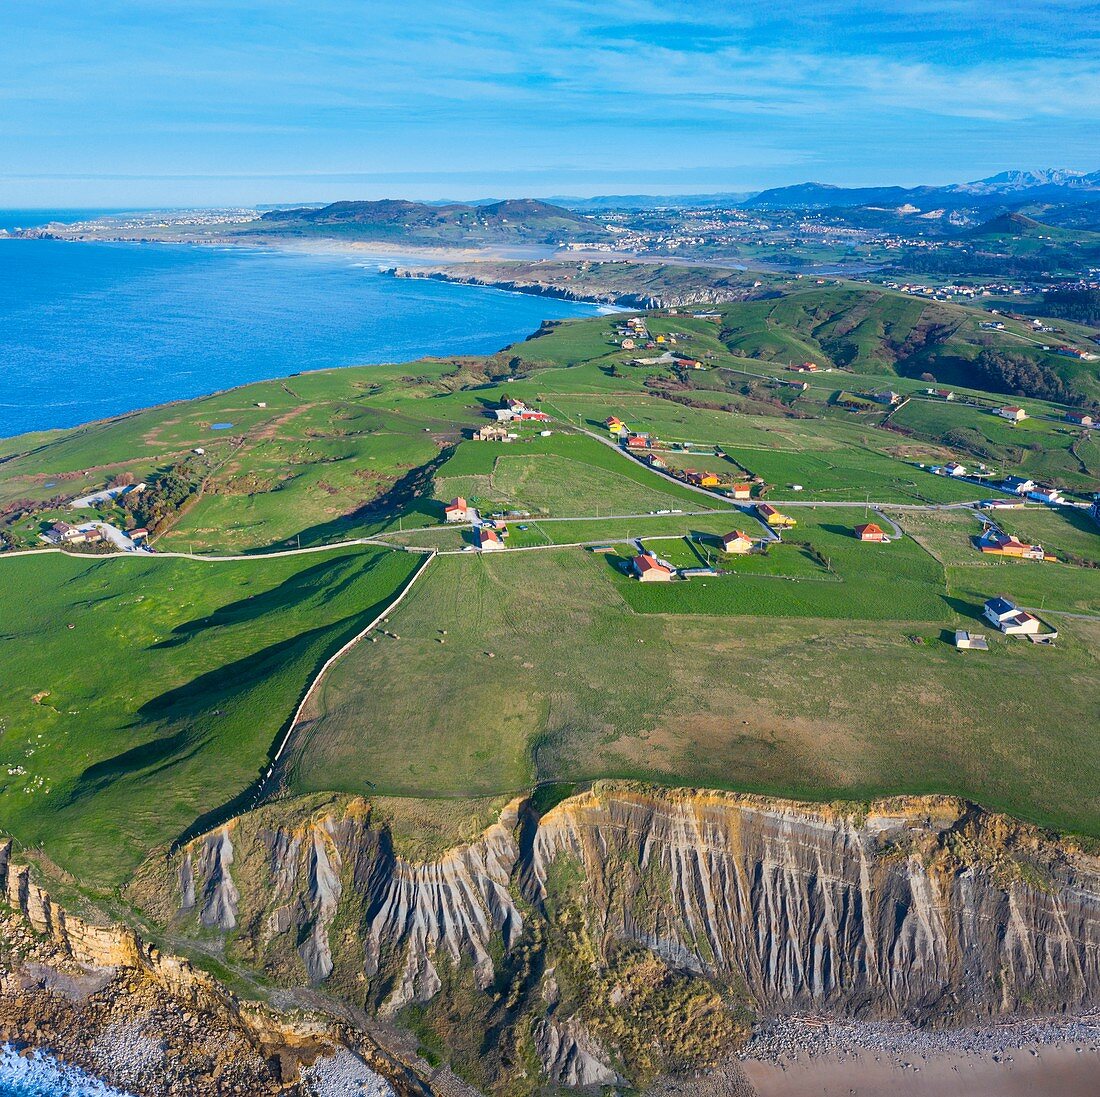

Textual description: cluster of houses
[615,316,650,350]
[786,362,830,374]
[489,396,551,425]
[999,477,1064,505]
[473,396,553,442]
[926,465,1067,506]
[630,528,759,582]
[44,520,148,550]
[48,521,104,546]
[976,526,1044,560]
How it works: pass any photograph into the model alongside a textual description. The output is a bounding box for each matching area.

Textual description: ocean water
[0,1046,132,1097]
[0,213,599,438]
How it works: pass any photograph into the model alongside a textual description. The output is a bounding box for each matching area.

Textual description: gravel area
[301,1048,397,1097]
[740,1011,1100,1065]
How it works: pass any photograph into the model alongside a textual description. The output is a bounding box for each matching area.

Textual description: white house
[983,596,1041,635]
[1001,476,1036,496]
[995,406,1028,423]
[1028,486,1064,505]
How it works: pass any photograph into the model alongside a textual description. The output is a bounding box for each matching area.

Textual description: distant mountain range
[743,169,1100,212]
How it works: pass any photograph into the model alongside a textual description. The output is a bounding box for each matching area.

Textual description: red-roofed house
[632,554,673,582]
[478,527,505,551]
[444,497,469,523]
[721,531,754,554]
[854,522,886,542]
[730,483,752,500]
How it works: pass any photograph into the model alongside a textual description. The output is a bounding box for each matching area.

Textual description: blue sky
[3,0,1098,206]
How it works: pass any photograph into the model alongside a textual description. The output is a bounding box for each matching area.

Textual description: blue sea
[0,209,600,439]
[0,1046,133,1097]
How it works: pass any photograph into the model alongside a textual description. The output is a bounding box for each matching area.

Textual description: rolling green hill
[710,285,1100,404]
[252,198,609,246]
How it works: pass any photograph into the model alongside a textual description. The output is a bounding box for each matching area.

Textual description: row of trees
[971,349,1083,407]
[1042,286,1100,325]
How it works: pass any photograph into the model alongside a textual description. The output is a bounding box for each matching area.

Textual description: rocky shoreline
[741,1012,1100,1067]
[0,841,425,1097]
[386,262,766,309]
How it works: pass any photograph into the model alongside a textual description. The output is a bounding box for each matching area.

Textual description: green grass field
[1,286,1097,885]
[0,546,419,883]
[287,548,1100,836]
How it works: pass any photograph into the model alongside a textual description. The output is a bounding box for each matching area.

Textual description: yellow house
[683,469,720,488]
[757,503,796,527]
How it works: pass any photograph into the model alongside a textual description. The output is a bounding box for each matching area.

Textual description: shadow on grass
[152,552,387,648]
[943,594,987,623]
[63,604,379,820]
[281,444,455,549]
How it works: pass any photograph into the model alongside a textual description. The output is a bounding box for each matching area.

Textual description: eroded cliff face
[0,840,431,1096]
[135,786,1100,1087]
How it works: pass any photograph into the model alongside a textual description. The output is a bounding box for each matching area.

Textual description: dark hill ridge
[259,197,608,245]
[745,169,1100,212]
[966,212,1048,237]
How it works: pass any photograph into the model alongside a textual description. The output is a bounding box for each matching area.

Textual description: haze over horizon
[3,1,1100,207]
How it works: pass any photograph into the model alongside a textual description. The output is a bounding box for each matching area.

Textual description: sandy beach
[742,1043,1100,1097]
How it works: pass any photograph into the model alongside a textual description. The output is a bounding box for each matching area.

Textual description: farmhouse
[721,530,754,554]
[854,522,886,542]
[1001,476,1036,495]
[730,483,752,500]
[444,497,469,522]
[872,390,902,406]
[626,434,651,450]
[682,469,720,488]
[757,503,796,528]
[50,521,86,545]
[646,454,667,470]
[995,406,1028,423]
[944,462,968,477]
[1066,410,1095,427]
[787,362,820,373]
[478,527,505,551]
[632,554,673,582]
[983,596,1041,635]
[1027,486,1064,505]
[605,416,627,434]
[926,388,955,400]
[977,528,1044,560]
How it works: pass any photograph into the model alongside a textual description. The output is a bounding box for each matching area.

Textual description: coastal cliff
[0,840,425,1096]
[132,784,1100,1090]
[387,263,769,310]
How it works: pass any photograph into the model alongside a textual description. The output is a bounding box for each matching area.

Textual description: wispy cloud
[1,0,1097,203]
